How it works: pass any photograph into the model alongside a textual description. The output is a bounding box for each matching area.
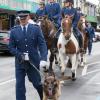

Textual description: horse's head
[61,15,73,40]
[38,15,48,27]
[37,16,50,35]
[78,16,86,31]
[38,15,56,38]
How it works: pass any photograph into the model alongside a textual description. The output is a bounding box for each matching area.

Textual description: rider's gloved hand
[40,60,48,72]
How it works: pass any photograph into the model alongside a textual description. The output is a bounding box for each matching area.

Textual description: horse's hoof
[72,72,76,81]
[55,61,58,65]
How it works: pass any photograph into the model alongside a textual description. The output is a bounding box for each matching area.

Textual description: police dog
[43,71,61,100]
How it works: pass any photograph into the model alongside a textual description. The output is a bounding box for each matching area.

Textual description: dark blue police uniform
[36,8,46,17]
[45,2,61,29]
[8,10,48,100]
[86,26,95,55]
[76,7,84,23]
[45,2,62,50]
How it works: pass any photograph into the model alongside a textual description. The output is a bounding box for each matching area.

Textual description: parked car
[0,31,10,53]
[93,31,100,42]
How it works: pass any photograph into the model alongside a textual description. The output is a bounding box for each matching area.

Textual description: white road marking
[0,79,15,86]
[82,69,100,77]
[82,61,100,76]
[82,65,88,76]
[0,61,100,86]
[94,83,100,85]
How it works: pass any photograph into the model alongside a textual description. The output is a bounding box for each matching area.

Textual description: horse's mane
[40,17,57,37]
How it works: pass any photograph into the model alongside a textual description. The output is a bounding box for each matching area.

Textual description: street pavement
[0,42,100,100]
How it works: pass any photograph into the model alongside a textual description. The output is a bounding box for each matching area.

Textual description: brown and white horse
[57,15,79,80]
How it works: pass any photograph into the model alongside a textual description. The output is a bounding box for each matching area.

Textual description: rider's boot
[78,34,84,52]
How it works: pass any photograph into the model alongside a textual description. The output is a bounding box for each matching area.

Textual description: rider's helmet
[64,0,74,4]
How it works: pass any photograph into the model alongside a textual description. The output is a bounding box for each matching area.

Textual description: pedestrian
[8,10,48,100]
[36,1,46,18]
[86,22,95,55]
[61,0,83,50]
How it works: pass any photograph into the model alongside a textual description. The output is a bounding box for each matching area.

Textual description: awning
[86,16,98,23]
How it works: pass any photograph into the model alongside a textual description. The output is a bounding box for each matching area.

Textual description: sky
[86,0,99,5]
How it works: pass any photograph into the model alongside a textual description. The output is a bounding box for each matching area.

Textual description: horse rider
[76,7,84,20]
[44,0,62,52]
[45,0,62,37]
[36,1,46,18]
[86,22,95,55]
[8,10,48,100]
[61,0,83,50]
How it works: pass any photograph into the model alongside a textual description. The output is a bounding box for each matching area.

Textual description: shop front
[0,0,38,31]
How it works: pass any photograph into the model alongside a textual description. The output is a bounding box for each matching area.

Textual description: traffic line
[82,69,100,77]
[0,79,15,86]
[82,61,100,76]
[0,61,100,86]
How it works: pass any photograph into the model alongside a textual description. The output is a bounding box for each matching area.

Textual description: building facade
[0,0,39,31]
[74,0,97,28]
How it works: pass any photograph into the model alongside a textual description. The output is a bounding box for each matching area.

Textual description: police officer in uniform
[76,7,84,20]
[45,0,61,37]
[36,1,46,17]
[62,0,83,50]
[8,10,48,100]
[86,22,95,55]
[44,0,62,52]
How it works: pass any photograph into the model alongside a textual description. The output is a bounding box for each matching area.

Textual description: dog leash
[28,61,44,77]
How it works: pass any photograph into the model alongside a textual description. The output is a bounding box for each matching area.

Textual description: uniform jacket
[45,2,61,21]
[61,7,78,28]
[76,12,83,22]
[8,24,48,68]
[86,27,95,39]
[36,8,46,17]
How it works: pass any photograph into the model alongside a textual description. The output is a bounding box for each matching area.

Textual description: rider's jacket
[45,2,61,21]
[36,8,46,17]
[86,26,95,39]
[61,7,78,28]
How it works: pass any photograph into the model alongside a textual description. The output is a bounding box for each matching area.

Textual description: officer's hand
[19,53,29,63]
[19,54,25,63]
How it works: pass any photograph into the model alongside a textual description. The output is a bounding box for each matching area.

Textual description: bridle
[61,16,72,40]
